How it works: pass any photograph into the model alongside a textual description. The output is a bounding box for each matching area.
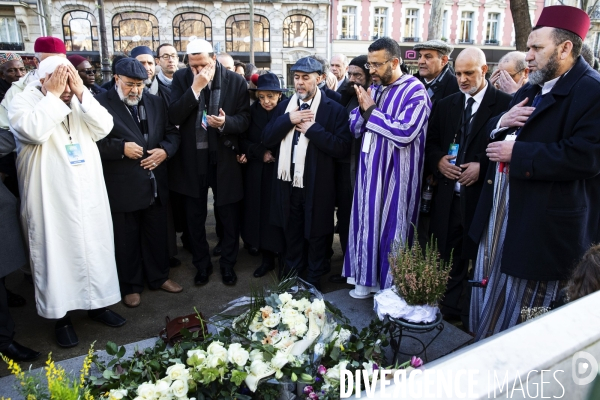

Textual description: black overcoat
[168,64,250,206]
[415,64,460,106]
[262,90,352,239]
[425,83,512,259]
[96,88,180,213]
[469,56,600,281]
[240,101,284,252]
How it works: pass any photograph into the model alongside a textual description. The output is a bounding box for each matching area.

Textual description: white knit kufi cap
[38,55,71,78]
[186,39,213,55]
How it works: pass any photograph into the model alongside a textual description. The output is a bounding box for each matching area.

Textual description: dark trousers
[112,201,170,295]
[284,187,328,286]
[185,168,240,271]
[440,194,470,320]
[0,280,14,349]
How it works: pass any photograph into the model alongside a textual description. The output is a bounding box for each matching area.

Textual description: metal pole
[249,0,255,65]
[97,0,111,83]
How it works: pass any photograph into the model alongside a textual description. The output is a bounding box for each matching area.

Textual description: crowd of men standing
[0,3,599,362]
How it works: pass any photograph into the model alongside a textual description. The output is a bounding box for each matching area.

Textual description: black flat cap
[290,57,322,74]
[114,57,148,80]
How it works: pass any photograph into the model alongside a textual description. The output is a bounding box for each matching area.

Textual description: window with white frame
[0,17,23,49]
[341,6,357,39]
[404,9,419,40]
[486,13,500,43]
[373,7,387,40]
[442,10,448,40]
[460,11,473,43]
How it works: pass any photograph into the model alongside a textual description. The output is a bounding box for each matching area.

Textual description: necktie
[463,97,475,134]
[128,105,142,132]
[456,97,476,167]
[294,103,310,145]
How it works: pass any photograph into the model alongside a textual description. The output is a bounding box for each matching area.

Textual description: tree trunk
[510,0,533,51]
[428,0,445,40]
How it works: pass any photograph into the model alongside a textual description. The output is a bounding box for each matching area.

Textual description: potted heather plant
[374,235,451,324]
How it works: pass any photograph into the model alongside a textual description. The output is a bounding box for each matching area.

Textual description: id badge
[293,144,297,164]
[362,132,372,153]
[65,143,85,165]
[504,134,517,142]
[201,110,208,130]
[448,143,459,165]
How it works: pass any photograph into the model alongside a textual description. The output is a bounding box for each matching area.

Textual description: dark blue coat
[262,90,351,239]
[469,56,600,281]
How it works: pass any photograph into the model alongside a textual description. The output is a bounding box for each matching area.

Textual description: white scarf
[277,88,321,188]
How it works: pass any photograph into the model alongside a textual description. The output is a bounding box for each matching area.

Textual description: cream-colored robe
[8,82,121,319]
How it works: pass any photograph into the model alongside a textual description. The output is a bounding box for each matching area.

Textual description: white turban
[37,55,71,78]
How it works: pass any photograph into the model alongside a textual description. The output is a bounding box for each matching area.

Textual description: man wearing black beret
[96,58,182,308]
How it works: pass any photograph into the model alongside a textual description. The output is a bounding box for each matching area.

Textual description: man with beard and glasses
[96,58,182,308]
[425,48,512,329]
[262,57,351,290]
[9,57,125,348]
[342,38,431,298]
[469,6,600,341]
[67,55,106,96]
[131,46,171,105]
[169,39,250,286]
[328,55,372,284]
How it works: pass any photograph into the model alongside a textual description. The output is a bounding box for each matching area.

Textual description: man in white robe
[8,56,125,348]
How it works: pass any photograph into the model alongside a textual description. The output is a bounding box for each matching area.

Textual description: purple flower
[373,363,379,370]
[410,356,423,368]
[303,386,314,394]
[318,365,327,375]
[309,393,319,400]
[315,377,321,382]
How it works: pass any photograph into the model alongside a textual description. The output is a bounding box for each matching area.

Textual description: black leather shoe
[213,241,222,256]
[253,263,275,278]
[169,257,182,268]
[0,341,40,362]
[244,243,260,256]
[89,309,126,328]
[194,266,213,286]
[221,267,237,286]
[55,324,79,348]
[328,274,347,284]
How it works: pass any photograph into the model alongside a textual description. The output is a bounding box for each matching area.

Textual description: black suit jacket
[470,56,600,281]
[416,65,460,107]
[426,83,512,259]
[323,86,342,103]
[263,90,351,239]
[336,77,349,94]
[168,63,250,206]
[96,88,180,213]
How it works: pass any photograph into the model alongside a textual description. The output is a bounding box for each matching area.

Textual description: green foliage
[388,234,452,306]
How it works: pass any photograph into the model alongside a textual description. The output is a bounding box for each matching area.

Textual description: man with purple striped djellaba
[342,37,432,298]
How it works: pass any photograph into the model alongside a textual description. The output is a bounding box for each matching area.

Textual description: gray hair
[331,53,348,67]
[309,54,330,75]
[499,51,527,72]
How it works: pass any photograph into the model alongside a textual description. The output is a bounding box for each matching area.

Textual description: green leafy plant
[388,234,452,306]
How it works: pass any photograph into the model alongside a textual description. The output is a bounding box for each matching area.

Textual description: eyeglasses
[365,59,393,70]
[159,54,179,60]
[81,69,96,75]
[508,68,526,78]
[116,76,145,89]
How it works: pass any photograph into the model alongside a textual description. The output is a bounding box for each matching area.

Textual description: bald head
[217,53,235,71]
[497,51,529,85]
[455,48,488,96]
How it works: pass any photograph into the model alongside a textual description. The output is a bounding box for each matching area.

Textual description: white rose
[278,292,293,304]
[136,382,157,399]
[249,349,264,362]
[281,309,299,326]
[206,341,228,363]
[249,316,264,333]
[294,322,308,337]
[171,379,189,398]
[262,312,281,328]
[249,360,270,376]
[166,363,190,382]
[205,354,222,368]
[154,379,171,397]
[295,298,311,312]
[107,389,128,400]
[228,343,250,367]
[311,299,326,315]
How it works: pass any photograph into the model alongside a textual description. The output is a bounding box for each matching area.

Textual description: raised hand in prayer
[124,142,144,159]
[437,155,462,180]
[355,85,375,112]
[66,64,85,102]
[458,162,480,186]
[191,61,215,93]
[499,98,535,128]
[42,64,69,98]
[289,106,314,125]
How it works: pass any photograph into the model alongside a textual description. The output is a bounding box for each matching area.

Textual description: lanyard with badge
[63,115,85,165]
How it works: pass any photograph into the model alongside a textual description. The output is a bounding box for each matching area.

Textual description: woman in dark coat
[240,73,286,277]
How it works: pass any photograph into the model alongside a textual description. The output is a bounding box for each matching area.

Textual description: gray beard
[117,83,142,106]
[528,51,560,86]
[297,87,316,100]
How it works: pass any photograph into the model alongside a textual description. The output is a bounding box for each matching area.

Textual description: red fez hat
[34,37,67,54]
[67,55,87,68]
[534,6,590,40]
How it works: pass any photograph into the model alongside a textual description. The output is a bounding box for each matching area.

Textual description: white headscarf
[37,55,71,79]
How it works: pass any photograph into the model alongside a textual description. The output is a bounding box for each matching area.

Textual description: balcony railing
[402,37,420,42]
[484,39,499,45]
[338,34,358,40]
[458,39,474,44]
